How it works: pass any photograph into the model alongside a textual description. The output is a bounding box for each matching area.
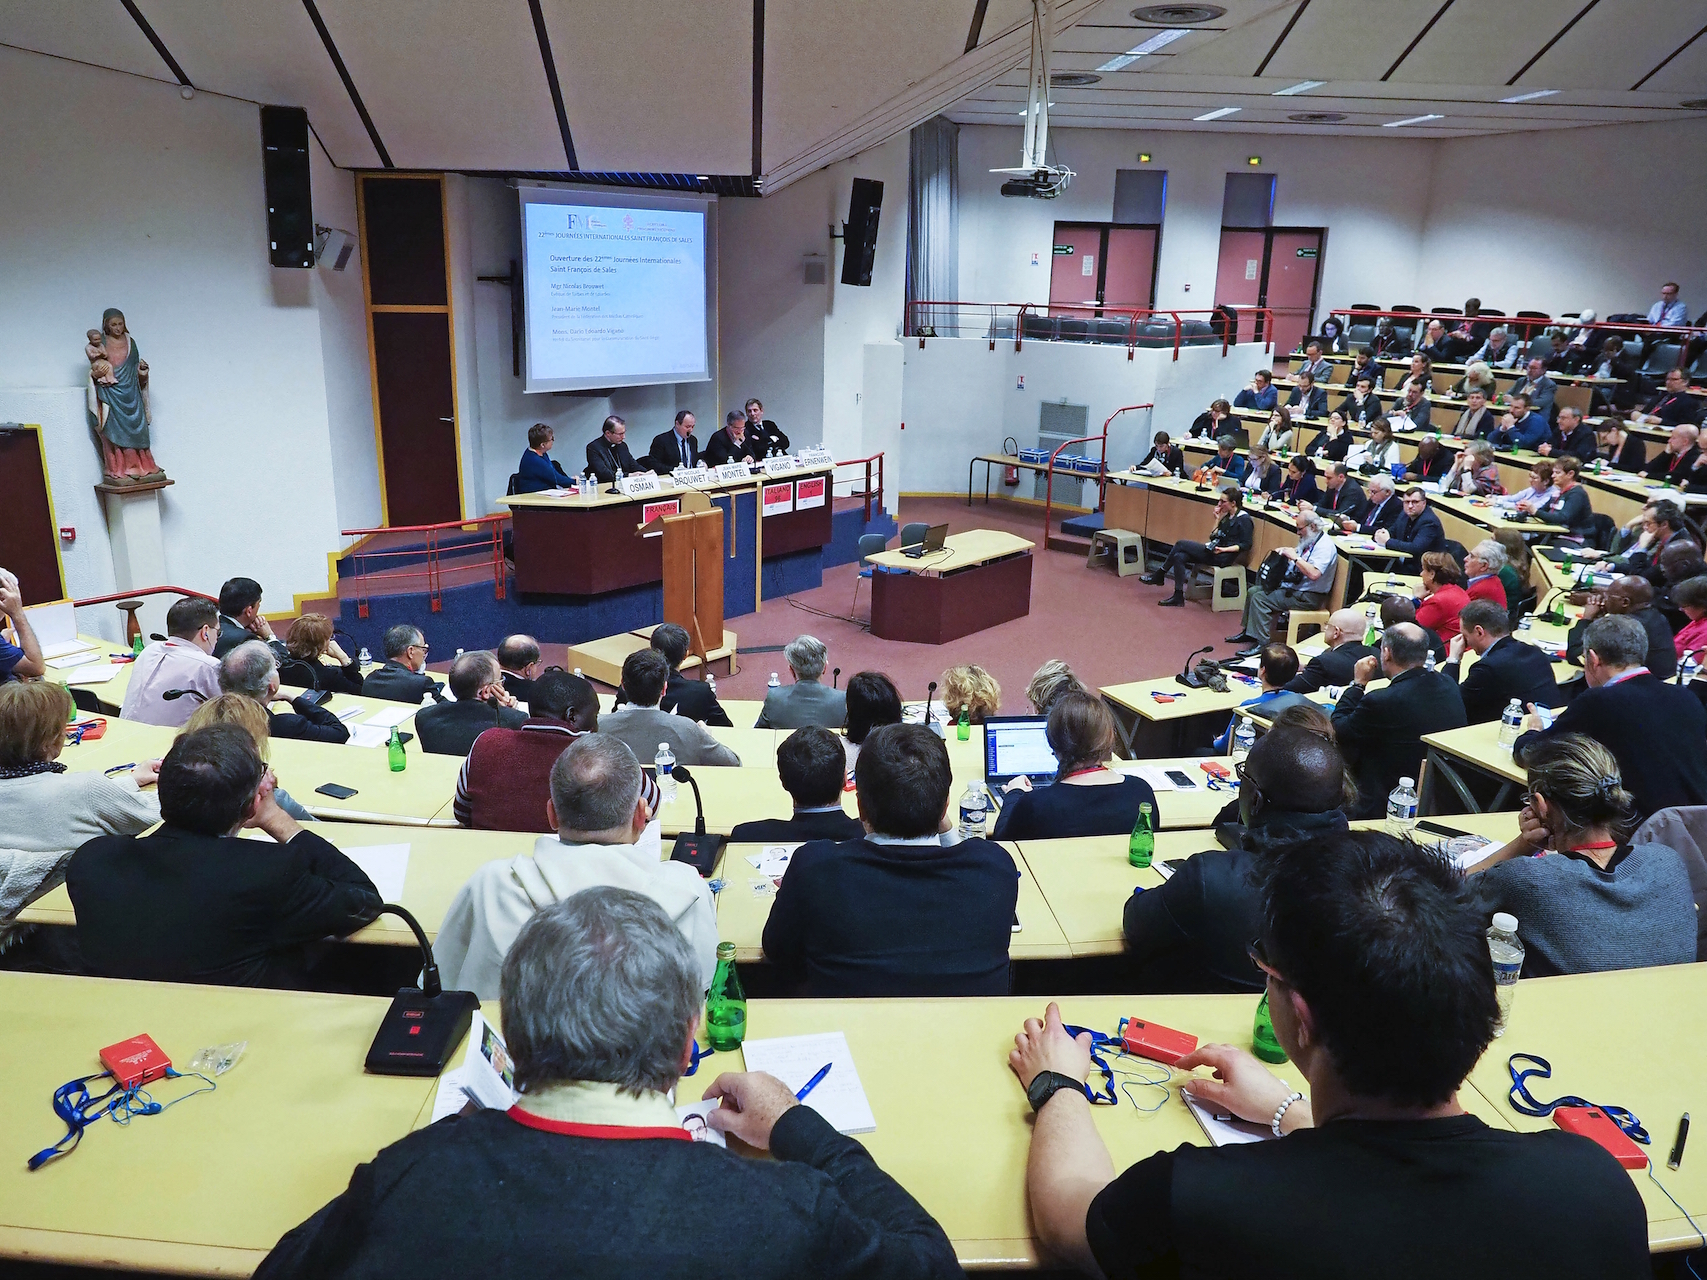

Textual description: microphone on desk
[832,666,841,689]
[364,904,479,1077]
[668,765,724,876]
[1175,645,1216,690]
[161,688,208,703]
[923,681,946,737]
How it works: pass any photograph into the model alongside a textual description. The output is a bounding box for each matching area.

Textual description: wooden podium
[645,493,724,665]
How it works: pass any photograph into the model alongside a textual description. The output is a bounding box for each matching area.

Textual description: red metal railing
[70,585,217,644]
[339,514,510,617]
[904,301,1274,361]
[835,452,885,523]
[1329,307,1698,368]
[1040,403,1152,552]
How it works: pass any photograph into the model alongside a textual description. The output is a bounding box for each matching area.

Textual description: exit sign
[1295,247,1318,258]
[1053,245,1074,255]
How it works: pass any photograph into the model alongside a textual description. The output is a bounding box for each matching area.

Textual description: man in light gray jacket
[755,635,848,729]
[599,649,741,767]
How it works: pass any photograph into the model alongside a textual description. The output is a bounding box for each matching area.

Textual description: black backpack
[1257,550,1289,593]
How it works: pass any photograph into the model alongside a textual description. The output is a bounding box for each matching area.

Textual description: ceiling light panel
[1096,27,1192,71]
[1193,106,1241,120]
[1272,80,1326,95]
[1382,113,1445,127]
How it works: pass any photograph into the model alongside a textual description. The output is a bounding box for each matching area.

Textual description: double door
[1213,227,1325,358]
[1049,223,1159,319]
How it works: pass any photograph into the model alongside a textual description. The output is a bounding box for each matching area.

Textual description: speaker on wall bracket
[839,177,883,287]
[261,105,314,268]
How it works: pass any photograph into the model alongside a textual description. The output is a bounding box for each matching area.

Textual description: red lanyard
[1568,841,1618,852]
[1061,766,1106,781]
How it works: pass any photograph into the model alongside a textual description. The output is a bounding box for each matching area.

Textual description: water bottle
[1253,991,1287,1064]
[957,782,988,840]
[706,671,718,695]
[131,633,145,656]
[614,467,624,485]
[358,646,371,666]
[1385,777,1418,836]
[1683,651,1702,682]
[573,668,583,678]
[62,679,77,722]
[1424,650,1436,673]
[655,743,677,804]
[1488,913,1524,1036]
[1497,698,1524,750]
[1128,803,1154,868]
[956,708,970,741]
[1362,606,1379,647]
[1231,718,1256,763]
[768,672,781,690]
[705,942,747,1051]
[387,727,406,772]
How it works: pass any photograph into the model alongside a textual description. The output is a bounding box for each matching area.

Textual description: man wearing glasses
[1011,826,1649,1279]
[361,624,445,705]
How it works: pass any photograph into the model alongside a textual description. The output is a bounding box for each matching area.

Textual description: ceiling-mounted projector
[991,0,1073,199]
[994,166,1075,199]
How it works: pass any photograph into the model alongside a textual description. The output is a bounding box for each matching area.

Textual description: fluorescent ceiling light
[1500,88,1559,103]
[1273,80,1326,96]
[1194,106,1241,121]
[1017,103,1056,115]
[1383,113,1445,127]
[1097,28,1191,71]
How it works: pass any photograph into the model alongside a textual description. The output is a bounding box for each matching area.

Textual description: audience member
[67,725,380,987]
[1276,456,1320,505]
[281,613,363,696]
[496,633,541,702]
[1373,487,1446,572]
[1414,551,1470,642]
[1298,341,1332,383]
[1471,325,1520,369]
[1363,419,1401,473]
[1508,357,1556,420]
[993,692,1160,839]
[1644,424,1701,486]
[744,396,791,455]
[1243,444,1281,494]
[1452,360,1496,400]
[705,409,761,466]
[1010,831,1649,1280]
[1418,318,1454,364]
[1463,540,1510,607]
[1505,459,1558,511]
[1331,623,1467,817]
[1122,725,1349,994]
[1230,510,1338,651]
[1315,322,1347,355]
[214,576,282,658]
[1445,599,1559,725]
[1534,456,1596,540]
[220,641,351,744]
[1337,375,1384,426]
[1025,660,1087,716]
[415,651,527,756]
[585,414,641,483]
[1283,609,1375,693]
[1612,498,1696,592]
[1489,393,1549,452]
[1344,347,1379,389]
[1305,412,1353,464]
[1633,368,1701,428]
[1341,473,1401,535]
[1211,645,1311,751]
[1469,734,1696,976]
[1393,352,1433,399]
[1517,614,1707,819]
[941,664,1001,724]
[1202,435,1248,483]
[600,649,740,767]
[842,670,902,770]
[1565,575,1676,681]
[647,409,702,472]
[1672,575,1707,664]
[1284,375,1325,421]
[120,595,222,726]
[612,623,732,726]
[1648,282,1689,327]
[755,635,846,729]
[730,727,865,844]
[1145,487,1253,607]
[362,625,445,704]
[1315,462,1365,523]
[1385,384,1429,436]
[763,724,1019,997]
[455,669,605,830]
[1441,440,1503,496]
[183,693,315,822]
[1448,387,1498,440]
[1597,419,1645,473]
[513,422,572,494]
[1370,314,1408,358]
[1137,430,1184,474]
[436,735,712,1000]
[1402,435,1450,482]
[257,887,959,1280]
[1187,398,1233,439]
[1657,541,1707,630]
[0,567,44,683]
[1540,406,1596,463]
[1494,529,1533,620]
[1232,369,1278,411]
[1380,597,1447,661]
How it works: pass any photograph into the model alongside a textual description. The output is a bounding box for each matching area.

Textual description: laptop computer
[983,715,1059,788]
[903,523,950,559]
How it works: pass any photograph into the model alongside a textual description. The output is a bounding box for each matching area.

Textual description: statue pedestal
[96,477,173,643]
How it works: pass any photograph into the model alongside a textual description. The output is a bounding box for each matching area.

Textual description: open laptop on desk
[902,523,949,558]
[984,715,1058,789]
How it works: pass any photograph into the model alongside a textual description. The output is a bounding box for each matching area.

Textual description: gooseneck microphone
[364,904,479,1076]
[1174,645,1215,690]
[832,667,841,689]
[923,681,946,737]
[668,765,724,876]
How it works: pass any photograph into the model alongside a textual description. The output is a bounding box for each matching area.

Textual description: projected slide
[522,197,709,390]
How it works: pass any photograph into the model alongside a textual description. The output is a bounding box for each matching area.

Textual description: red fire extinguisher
[1002,436,1020,487]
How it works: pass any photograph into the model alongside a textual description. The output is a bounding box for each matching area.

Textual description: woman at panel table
[513,422,572,494]
[1306,410,1353,464]
[1336,375,1385,427]
[991,692,1158,840]
[1256,406,1294,454]
[1276,455,1320,507]
[1413,551,1471,642]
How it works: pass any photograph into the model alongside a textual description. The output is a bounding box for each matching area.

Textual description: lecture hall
[5,1,1707,1276]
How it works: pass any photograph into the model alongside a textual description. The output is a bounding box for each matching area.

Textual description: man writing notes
[586,414,641,484]
[647,409,701,472]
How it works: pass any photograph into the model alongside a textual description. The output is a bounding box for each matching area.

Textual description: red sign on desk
[640,499,681,536]
[794,475,826,511]
[762,482,794,517]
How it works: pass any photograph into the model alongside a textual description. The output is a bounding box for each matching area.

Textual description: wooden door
[0,426,66,605]
[1102,227,1157,310]
[1049,224,1102,316]
[1265,229,1325,361]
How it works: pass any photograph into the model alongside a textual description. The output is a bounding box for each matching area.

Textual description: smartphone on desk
[315,783,359,800]
[1164,769,1196,789]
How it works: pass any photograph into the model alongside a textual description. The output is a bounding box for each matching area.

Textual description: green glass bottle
[1128,802,1154,868]
[956,708,970,741]
[1362,608,1378,648]
[131,633,145,656]
[1253,991,1288,1064]
[62,680,77,723]
[387,727,406,772]
[706,941,747,1052]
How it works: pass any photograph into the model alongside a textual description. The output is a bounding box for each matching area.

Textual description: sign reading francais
[640,499,681,537]
[761,482,794,517]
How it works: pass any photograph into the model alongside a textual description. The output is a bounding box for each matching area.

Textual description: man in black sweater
[1330,624,1467,818]
[731,727,865,844]
[254,887,959,1280]
[219,640,351,745]
[68,724,381,987]
[361,624,446,704]
[415,651,527,756]
[763,723,1018,997]
[1284,608,1375,693]
[1517,614,1707,820]
[1373,488,1446,573]
[1445,600,1560,725]
[1123,726,1349,993]
[1564,575,1676,681]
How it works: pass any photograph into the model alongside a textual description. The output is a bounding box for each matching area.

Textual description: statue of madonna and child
[83,308,167,486]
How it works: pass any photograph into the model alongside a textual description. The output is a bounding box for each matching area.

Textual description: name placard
[640,499,681,536]
[763,455,803,477]
[673,465,712,487]
[794,475,827,510]
[762,481,795,517]
[712,462,753,485]
[618,473,662,498]
[797,446,834,468]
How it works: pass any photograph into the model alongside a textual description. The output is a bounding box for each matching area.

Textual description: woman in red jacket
[1414,550,1471,642]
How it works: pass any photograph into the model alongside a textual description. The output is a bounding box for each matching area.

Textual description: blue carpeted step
[1060,513,1105,538]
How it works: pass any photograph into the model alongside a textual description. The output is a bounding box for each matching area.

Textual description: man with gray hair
[756,634,847,729]
[436,734,702,999]
[220,640,349,744]
[1330,622,1467,818]
[361,623,445,705]
[1341,471,1401,537]
[1516,613,1707,819]
[1229,511,1339,654]
[256,887,960,1279]
[415,651,526,756]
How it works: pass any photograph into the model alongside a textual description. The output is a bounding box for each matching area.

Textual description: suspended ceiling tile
[1159,1,1305,76]
[0,0,176,81]
[1639,24,1707,95]
[1397,0,1592,85]
[314,0,566,171]
[976,0,1037,49]
[139,0,380,168]
[540,0,749,174]
[1260,0,1431,81]
[1521,0,1707,91]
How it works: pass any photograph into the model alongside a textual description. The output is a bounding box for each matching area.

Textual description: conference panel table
[866,530,1035,644]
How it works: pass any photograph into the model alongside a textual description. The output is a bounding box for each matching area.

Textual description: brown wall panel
[371,313,460,527]
[0,428,65,604]
[361,178,448,307]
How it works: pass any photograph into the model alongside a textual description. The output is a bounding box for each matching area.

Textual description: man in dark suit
[1564,575,1677,680]
[1318,464,1367,524]
[1642,423,1701,482]
[1634,369,1702,430]
[705,410,761,467]
[416,652,527,756]
[1612,499,1697,592]
[1374,487,1446,572]
[1284,609,1376,693]
[744,397,790,456]
[219,640,351,744]
[67,724,381,987]
[362,625,446,704]
[729,727,865,844]
[1341,474,1401,536]
[584,414,642,484]
[1516,614,1707,819]
[1330,624,1467,818]
[647,409,701,473]
[214,576,286,659]
[497,633,541,703]
[610,623,734,726]
[1444,600,1559,724]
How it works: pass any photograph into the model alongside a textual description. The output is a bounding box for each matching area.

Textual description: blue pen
[795,1062,833,1101]
[103,763,136,776]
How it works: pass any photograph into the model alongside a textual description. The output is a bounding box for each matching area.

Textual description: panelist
[585,414,641,483]
[705,409,761,466]
[744,397,790,455]
[514,422,572,494]
[647,409,701,473]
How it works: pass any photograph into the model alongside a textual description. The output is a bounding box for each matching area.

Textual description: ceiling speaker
[1050,72,1102,86]
[1289,112,1348,123]
[1130,4,1225,22]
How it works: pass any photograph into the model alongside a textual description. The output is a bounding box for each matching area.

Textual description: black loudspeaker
[840,177,883,287]
[261,105,313,268]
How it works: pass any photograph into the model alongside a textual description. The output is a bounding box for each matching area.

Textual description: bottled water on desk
[358,647,371,666]
[768,672,781,690]
[654,743,677,804]
[1231,719,1256,763]
[1488,913,1524,1036]
[1362,606,1379,647]
[1424,650,1436,673]
[957,782,988,840]
[1386,777,1419,836]
[1497,698,1525,749]
[706,672,718,695]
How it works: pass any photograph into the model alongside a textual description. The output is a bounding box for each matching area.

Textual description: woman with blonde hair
[940,664,1001,724]
[182,693,315,821]
[1025,659,1086,716]
[1468,734,1697,975]
[992,692,1159,839]
[284,613,364,696]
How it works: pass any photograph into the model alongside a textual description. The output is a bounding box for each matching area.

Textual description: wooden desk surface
[1422,719,1528,785]
[1111,474,1406,561]
[865,529,1035,573]
[1101,672,1269,725]
[0,973,437,1275]
[1107,758,1240,828]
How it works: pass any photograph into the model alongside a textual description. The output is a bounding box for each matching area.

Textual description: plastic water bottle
[573,668,583,678]
[1488,913,1524,1036]
[1424,650,1436,673]
[957,782,988,840]
[768,672,781,690]
[957,708,970,741]
[614,467,624,486]
[1497,698,1524,750]
[1386,777,1418,836]
[1128,803,1154,868]
[706,671,718,695]
[655,743,677,804]
[387,727,406,773]
[358,646,371,666]
[1683,651,1702,682]
[1231,718,1256,763]
[1362,606,1379,647]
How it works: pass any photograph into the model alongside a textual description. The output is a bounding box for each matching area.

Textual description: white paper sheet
[739,1031,875,1135]
[362,705,415,728]
[1184,1092,1273,1146]
[22,600,77,649]
[39,639,95,659]
[65,664,120,685]
[47,650,104,670]
[347,724,393,749]
[1130,766,1191,793]
[343,843,409,902]
[334,705,366,722]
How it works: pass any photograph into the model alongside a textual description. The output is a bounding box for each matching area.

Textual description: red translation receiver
[1119,1018,1199,1066]
[98,1034,171,1091]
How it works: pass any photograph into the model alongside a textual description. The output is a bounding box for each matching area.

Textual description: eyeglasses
[1245,936,1286,986]
[410,643,430,655]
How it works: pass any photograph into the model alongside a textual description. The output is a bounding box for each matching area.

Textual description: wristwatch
[1026,1070,1086,1114]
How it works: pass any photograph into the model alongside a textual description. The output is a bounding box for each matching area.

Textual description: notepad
[46,650,104,670]
[740,1031,875,1134]
[39,639,94,660]
[333,705,366,722]
[66,664,120,685]
[363,705,415,729]
[1184,1092,1273,1146]
[343,843,409,902]
[347,724,393,749]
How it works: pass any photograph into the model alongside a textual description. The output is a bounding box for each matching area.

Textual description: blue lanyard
[1506,1053,1648,1143]
[1062,1025,1120,1105]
